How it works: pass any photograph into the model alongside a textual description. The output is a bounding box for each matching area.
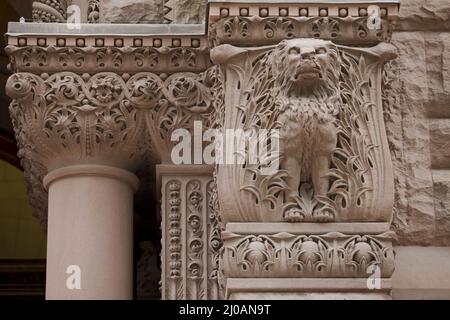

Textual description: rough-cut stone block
[389,32,436,245]
[392,32,428,102]
[424,32,450,118]
[169,0,207,24]
[100,0,164,24]
[396,0,450,31]
[433,170,450,245]
[430,119,450,169]
[387,30,450,245]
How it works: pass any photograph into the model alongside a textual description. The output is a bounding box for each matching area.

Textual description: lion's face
[272,39,339,96]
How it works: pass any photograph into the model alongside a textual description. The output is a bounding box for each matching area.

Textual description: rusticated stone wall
[387,0,450,245]
[101,0,165,23]
[99,0,207,23]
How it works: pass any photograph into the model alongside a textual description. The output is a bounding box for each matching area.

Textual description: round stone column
[6,72,148,300]
[43,165,139,299]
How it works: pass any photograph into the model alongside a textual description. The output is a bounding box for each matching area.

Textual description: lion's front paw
[284,207,305,222]
[312,210,334,222]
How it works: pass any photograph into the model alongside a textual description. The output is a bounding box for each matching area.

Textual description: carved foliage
[6,72,145,169]
[223,232,395,278]
[216,41,393,223]
[144,71,215,161]
[5,69,219,231]
[211,16,392,46]
[6,46,211,75]
[6,70,217,166]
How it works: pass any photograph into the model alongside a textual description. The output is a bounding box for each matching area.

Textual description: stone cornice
[7,0,401,74]
[6,45,211,75]
[208,0,400,22]
[208,0,400,46]
[6,22,211,75]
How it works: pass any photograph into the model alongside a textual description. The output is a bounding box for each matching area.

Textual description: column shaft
[44,165,139,300]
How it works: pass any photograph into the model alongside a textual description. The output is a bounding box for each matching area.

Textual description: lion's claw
[312,211,334,222]
[284,208,305,222]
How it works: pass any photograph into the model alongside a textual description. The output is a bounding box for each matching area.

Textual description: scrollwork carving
[146,72,215,162]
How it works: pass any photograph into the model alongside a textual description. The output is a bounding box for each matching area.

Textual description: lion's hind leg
[311,123,337,222]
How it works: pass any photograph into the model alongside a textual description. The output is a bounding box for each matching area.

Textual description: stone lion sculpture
[271,39,342,222]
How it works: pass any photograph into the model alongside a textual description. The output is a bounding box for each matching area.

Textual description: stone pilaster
[158,165,224,300]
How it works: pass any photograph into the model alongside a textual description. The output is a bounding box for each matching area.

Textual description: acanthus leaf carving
[8,3,402,299]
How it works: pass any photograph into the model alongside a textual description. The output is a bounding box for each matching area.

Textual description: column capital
[5,66,218,228]
[6,70,151,228]
[6,71,147,172]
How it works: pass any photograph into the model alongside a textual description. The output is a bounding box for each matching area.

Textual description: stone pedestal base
[221,223,395,300]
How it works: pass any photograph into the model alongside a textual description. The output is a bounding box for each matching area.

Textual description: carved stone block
[221,222,395,299]
[100,0,164,24]
[211,39,397,224]
[159,165,224,300]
